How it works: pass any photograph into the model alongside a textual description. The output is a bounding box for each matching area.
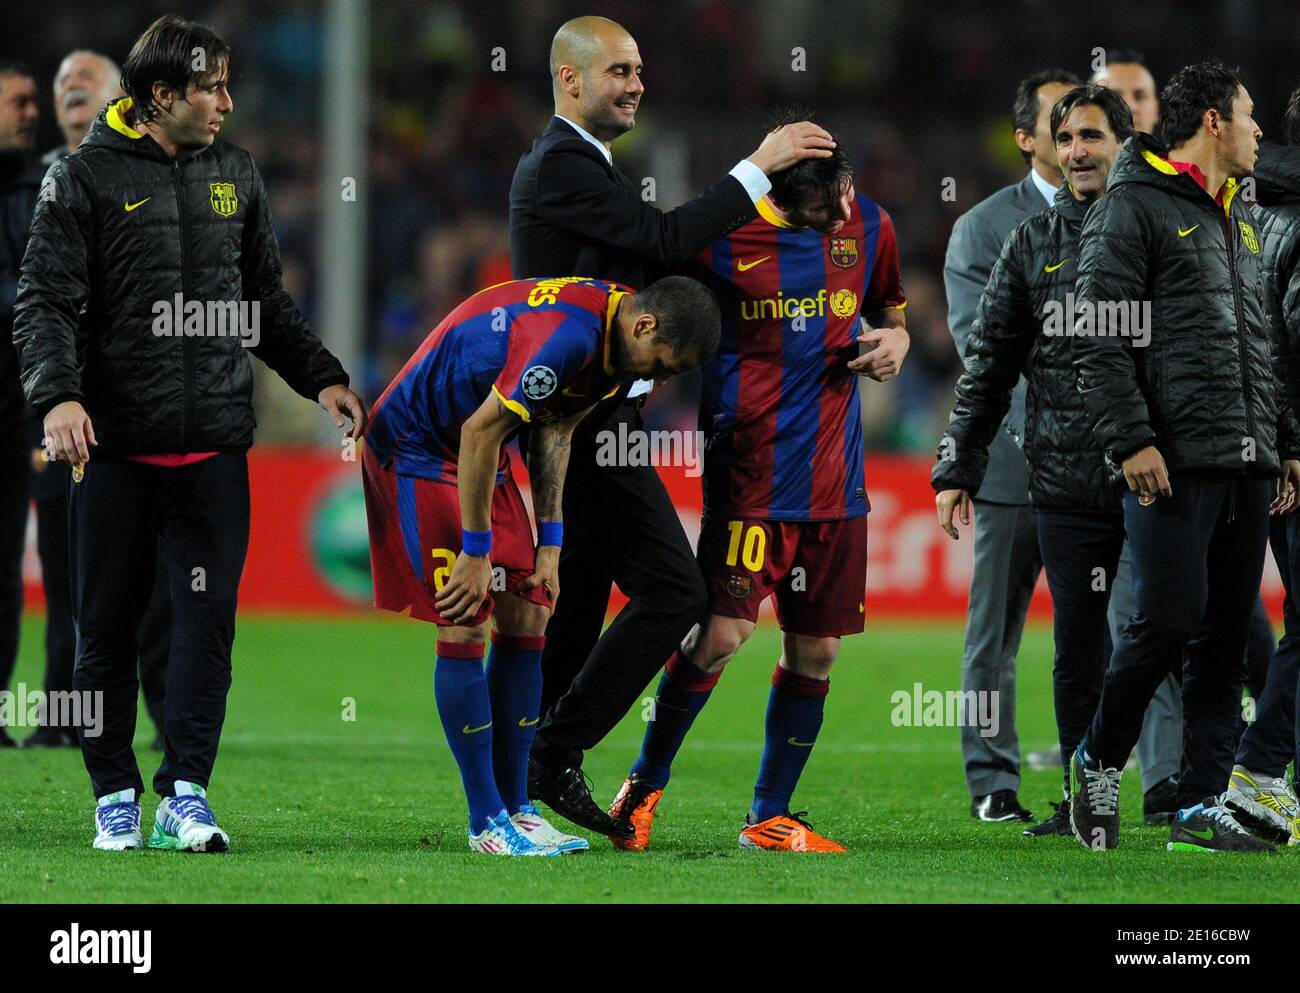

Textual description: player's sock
[628,650,721,789]
[751,664,829,821]
[485,631,546,814]
[434,641,504,834]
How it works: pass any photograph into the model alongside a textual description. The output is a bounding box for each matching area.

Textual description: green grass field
[1,613,1294,903]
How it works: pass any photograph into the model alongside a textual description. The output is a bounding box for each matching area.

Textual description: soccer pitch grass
[2,613,1295,904]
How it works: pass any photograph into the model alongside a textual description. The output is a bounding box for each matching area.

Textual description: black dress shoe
[1023,799,1072,837]
[1143,775,1178,826]
[529,760,635,839]
[971,789,1034,823]
[18,726,78,748]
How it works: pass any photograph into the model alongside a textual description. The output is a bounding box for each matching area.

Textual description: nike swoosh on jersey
[1178,224,1200,237]
[1044,258,1070,272]
[124,197,152,212]
[462,722,492,734]
[517,717,539,727]
[736,256,770,272]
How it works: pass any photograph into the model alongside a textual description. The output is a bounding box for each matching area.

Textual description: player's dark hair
[1102,47,1147,68]
[764,106,854,213]
[1050,84,1135,145]
[635,276,721,365]
[1013,69,1082,163]
[0,60,36,86]
[1159,60,1244,149]
[121,14,230,125]
[1283,85,1300,146]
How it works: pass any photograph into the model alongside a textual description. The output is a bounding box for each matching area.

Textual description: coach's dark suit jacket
[509,116,756,288]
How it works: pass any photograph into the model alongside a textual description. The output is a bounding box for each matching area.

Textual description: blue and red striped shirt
[366,277,627,484]
[685,194,905,521]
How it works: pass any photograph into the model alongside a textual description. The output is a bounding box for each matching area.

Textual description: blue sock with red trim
[629,650,722,790]
[434,641,503,834]
[485,631,546,814]
[751,664,829,821]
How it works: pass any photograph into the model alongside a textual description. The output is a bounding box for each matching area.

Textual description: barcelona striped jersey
[684,193,905,521]
[366,277,628,484]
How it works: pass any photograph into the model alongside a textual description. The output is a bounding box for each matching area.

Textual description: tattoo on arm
[529,425,573,523]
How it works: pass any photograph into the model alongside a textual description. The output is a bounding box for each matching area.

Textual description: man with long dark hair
[13,15,365,852]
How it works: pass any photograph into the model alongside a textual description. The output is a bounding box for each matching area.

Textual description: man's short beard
[582,98,633,140]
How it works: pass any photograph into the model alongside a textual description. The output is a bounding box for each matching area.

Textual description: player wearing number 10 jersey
[609,122,909,852]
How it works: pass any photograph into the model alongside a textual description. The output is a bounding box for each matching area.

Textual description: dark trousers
[137,564,171,734]
[532,403,708,768]
[0,453,28,705]
[70,454,249,798]
[37,478,168,733]
[1035,510,1125,793]
[1236,511,1300,777]
[1088,476,1271,808]
[35,482,74,698]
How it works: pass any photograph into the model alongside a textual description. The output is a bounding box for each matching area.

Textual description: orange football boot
[738,811,846,853]
[608,776,663,851]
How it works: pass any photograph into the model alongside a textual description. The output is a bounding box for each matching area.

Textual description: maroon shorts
[362,446,551,626]
[698,515,868,637]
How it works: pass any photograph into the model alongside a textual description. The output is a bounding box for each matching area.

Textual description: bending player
[363,275,720,856]
[609,121,909,852]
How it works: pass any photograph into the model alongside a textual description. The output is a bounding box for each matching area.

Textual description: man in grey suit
[944,69,1079,821]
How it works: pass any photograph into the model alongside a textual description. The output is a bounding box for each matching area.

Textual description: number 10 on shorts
[725,521,767,571]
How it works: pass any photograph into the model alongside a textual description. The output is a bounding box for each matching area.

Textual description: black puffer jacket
[12,97,347,458]
[934,184,1121,513]
[1254,142,1300,423]
[1072,134,1300,478]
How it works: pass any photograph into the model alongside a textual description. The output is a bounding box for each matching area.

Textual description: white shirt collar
[1029,167,1059,206]
[555,115,613,165]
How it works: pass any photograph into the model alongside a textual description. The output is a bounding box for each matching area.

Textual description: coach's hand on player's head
[1272,459,1300,516]
[1120,445,1172,501]
[746,121,835,175]
[849,325,909,381]
[435,552,494,625]
[318,384,368,439]
[936,489,972,540]
[519,545,560,604]
[42,400,96,468]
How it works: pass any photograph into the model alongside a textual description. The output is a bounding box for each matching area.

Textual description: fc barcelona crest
[829,237,859,268]
[725,574,752,599]
[1238,220,1260,254]
[210,182,238,217]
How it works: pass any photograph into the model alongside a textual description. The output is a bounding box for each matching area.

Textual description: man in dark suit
[943,69,1078,821]
[509,14,833,836]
